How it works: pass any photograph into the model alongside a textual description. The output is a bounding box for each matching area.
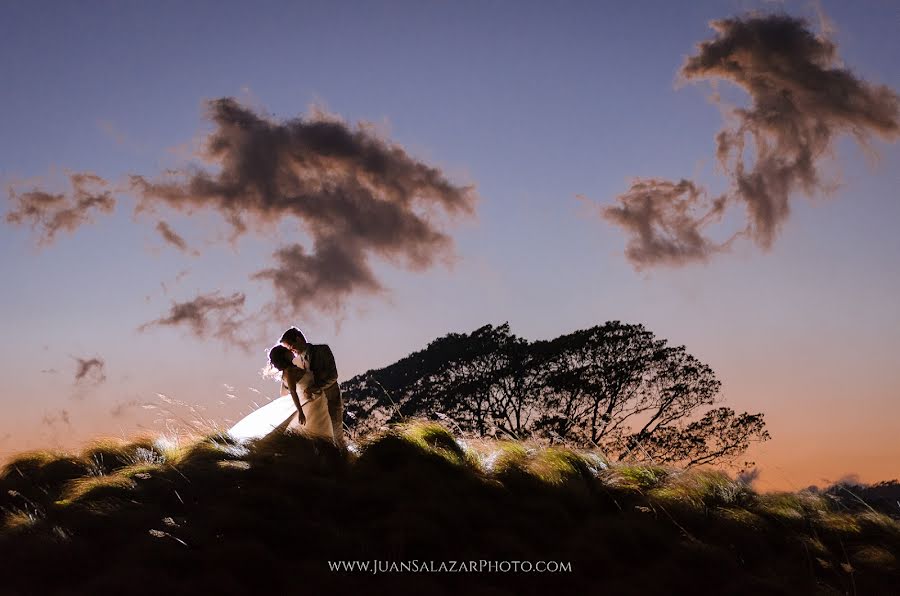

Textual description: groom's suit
[295,343,345,449]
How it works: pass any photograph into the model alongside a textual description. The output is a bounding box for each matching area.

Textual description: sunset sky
[1,0,898,491]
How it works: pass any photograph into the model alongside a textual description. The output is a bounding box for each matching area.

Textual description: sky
[1,0,898,491]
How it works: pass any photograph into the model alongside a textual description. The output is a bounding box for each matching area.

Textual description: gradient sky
[1,0,898,491]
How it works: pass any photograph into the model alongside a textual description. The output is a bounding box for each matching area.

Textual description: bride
[227,345,334,442]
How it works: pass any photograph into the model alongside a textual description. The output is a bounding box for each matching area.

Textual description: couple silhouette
[228,328,345,449]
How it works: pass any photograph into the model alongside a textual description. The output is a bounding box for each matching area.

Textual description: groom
[280,327,345,450]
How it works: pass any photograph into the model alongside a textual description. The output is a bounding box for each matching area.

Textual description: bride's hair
[268,345,295,371]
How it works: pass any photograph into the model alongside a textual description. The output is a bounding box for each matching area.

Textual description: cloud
[138,291,248,346]
[5,172,116,245]
[6,98,476,344]
[603,13,900,269]
[97,119,147,153]
[41,409,72,427]
[74,356,106,384]
[160,269,192,297]
[601,179,730,269]
[252,238,384,315]
[155,220,196,254]
[110,399,143,418]
[129,97,475,317]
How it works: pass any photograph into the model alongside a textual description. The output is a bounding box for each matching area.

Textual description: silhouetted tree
[342,322,770,467]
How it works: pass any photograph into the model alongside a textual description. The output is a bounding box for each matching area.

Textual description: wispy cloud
[139,291,248,347]
[41,409,72,427]
[73,356,106,384]
[252,238,384,317]
[155,220,197,255]
[6,98,476,345]
[602,13,899,269]
[6,172,116,245]
[110,399,144,418]
[601,179,731,268]
[129,98,476,318]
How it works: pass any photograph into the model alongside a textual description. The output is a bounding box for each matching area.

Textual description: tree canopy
[342,322,769,468]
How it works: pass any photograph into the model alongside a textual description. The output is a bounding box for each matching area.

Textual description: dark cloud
[252,238,384,315]
[129,97,475,318]
[42,409,71,427]
[74,356,106,384]
[601,179,730,269]
[7,98,475,345]
[6,98,477,340]
[604,13,900,269]
[138,291,248,346]
[155,220,195,254]
[6,172,116,245]
[110,399,143,418]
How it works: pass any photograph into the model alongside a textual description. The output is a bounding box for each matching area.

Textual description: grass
[0,420,897,595]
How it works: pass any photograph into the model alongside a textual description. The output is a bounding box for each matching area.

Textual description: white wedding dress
[228,368,334,442]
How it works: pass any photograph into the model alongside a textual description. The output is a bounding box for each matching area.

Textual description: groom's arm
[308,345,338,394]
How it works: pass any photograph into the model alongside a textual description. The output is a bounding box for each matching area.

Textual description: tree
[341,322,770,467]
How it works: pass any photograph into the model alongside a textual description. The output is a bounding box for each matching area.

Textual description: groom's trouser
[324,384,345,450]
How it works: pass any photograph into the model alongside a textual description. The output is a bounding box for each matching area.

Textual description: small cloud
[155,220,198,255]
[6,172,116,245]
[252,238,384,318]
[73,356,106,384]
[600,179,732,269]
[110,399,143,418]
[97,119,147,152]
[138,291,249,347]
[42,409,72,427]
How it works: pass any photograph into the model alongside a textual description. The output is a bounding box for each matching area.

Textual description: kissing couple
[226,327,345,449]
[268,327,345,450]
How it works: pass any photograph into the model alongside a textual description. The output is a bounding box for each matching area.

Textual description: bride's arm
[283,369,306,425]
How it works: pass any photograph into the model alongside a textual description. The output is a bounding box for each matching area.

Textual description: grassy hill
[1,422,897,595]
